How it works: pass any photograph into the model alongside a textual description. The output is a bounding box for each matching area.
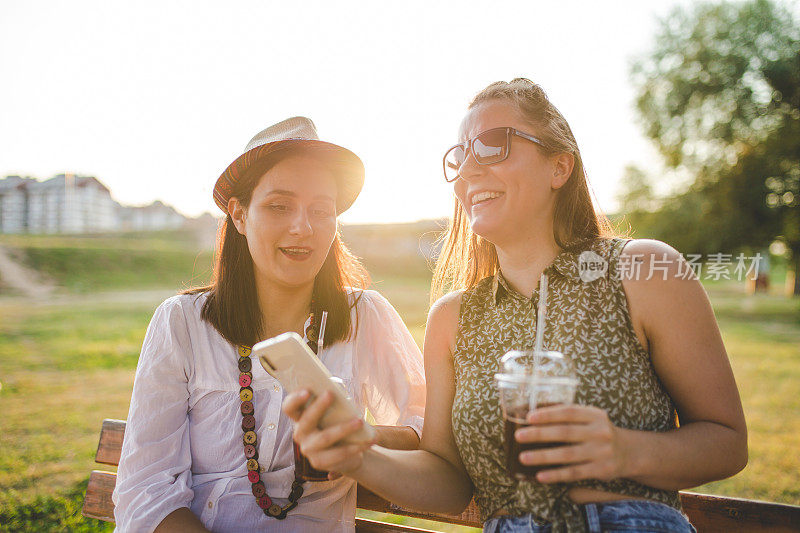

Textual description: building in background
[117,200,187,232]
[0,176,33,233]
[0,174,196,234]
[28,174,118,234]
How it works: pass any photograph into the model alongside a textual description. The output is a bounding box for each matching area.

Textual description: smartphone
[254,332,376,443]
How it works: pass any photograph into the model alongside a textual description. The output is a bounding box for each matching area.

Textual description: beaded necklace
[235,311,322,519]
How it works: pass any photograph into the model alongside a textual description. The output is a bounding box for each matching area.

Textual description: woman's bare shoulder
[620,238,683,263]
[619,238,712,334]
[424,290,463,357]
[619,239,690,287]
[429,290,463,322]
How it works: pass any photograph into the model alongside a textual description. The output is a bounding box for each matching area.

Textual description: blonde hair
[431,78,613,303]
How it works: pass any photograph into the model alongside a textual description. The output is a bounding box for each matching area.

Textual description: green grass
[0,231,214,293]
[0,300,162,373]
[0,229,213,251]
[693,287,800,503]
[21,246,213,292]
[0,479,111,532]
[0,299,151,532]
[0,232,798,531]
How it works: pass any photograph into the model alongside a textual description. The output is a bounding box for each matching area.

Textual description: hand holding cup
[496,350,579,481]
[516,403,629,484]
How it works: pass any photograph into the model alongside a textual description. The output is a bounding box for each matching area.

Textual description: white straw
[317,310,328,354]
[534,273,548,355]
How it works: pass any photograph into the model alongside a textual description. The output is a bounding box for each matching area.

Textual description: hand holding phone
[254,332,376,444]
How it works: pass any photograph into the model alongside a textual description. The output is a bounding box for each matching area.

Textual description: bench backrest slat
[83,419,800,532]
[681,492,800,532]
[95,419,125,466]
[354,518,441,533]
[83,470,117,523]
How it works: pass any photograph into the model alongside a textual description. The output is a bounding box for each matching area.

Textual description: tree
[762,51,800,293]
[631,0,800,294]
[617,165,656,214]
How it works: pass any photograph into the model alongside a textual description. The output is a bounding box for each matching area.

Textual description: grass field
[0,231,215,293]
[0,231,798,531]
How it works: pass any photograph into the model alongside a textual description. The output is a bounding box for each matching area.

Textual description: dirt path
[0,244,55,299]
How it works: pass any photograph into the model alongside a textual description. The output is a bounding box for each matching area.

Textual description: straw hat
[213,117,365,214]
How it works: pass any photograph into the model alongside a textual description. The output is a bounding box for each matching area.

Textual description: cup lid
[499,349,576,379]
[494,373,579,387]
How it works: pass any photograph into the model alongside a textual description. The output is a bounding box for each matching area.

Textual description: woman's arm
[374,425,420,450]
[616,239,747,487]
[113,298,201,531]
[284,291,473,514]
[516,240,748,490]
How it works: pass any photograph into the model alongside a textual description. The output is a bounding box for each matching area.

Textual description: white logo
[578,251,607,282]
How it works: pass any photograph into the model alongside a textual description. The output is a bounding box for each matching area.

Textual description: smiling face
[453,99,572,248]
[229,155,338,291]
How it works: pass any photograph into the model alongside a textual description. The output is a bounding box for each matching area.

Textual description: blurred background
[1,1,798,531]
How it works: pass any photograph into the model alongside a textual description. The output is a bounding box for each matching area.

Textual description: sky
[1,0,696,224]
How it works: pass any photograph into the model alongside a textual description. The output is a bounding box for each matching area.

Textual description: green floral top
[451,238,681,532]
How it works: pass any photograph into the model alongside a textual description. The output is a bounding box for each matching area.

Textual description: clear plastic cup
[495,350,578,480]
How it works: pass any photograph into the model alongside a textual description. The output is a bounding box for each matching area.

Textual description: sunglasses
[442,127,547,182]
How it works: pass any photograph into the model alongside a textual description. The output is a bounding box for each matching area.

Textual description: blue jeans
[482,500,696,533]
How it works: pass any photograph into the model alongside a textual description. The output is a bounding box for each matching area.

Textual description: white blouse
[113,289,425,533]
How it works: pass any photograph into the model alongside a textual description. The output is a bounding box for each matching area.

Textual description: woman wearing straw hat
[285,81,748,532]
[112,117,425,532]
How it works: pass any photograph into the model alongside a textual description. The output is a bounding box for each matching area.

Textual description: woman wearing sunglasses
[112,117,425,532]
[285,80,747,532]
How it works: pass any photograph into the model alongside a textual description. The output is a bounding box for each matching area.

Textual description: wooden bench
[83,419,800,532]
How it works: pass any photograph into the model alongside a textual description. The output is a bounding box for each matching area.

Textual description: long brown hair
[185,148,369,348]
[431,78,613,302]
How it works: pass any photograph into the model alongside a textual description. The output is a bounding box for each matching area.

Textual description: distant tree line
[623,0,799,294]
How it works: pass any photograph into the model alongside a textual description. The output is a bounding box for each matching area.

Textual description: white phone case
[253,332,376,443]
